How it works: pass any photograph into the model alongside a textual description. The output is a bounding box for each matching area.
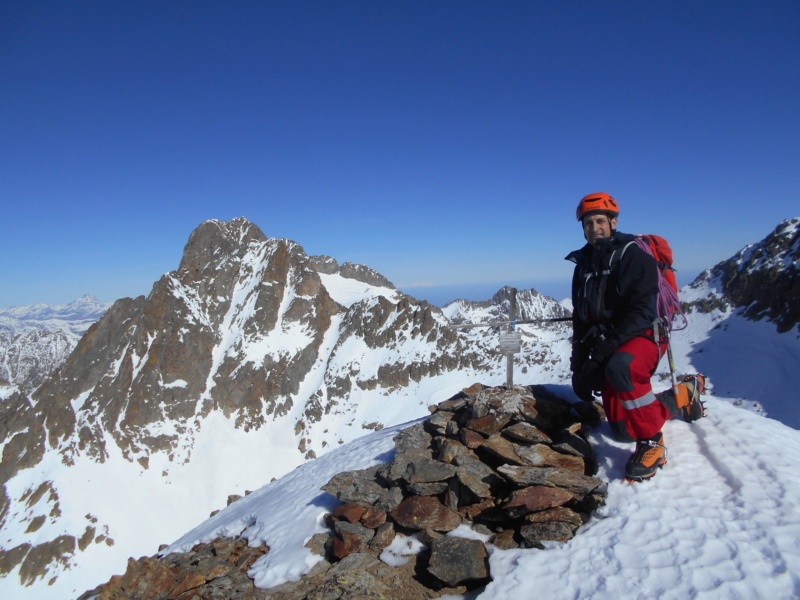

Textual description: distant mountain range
[0,294,110,391]
[0,216,797,600]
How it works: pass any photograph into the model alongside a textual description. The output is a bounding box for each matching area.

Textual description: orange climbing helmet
[576,193,619,221]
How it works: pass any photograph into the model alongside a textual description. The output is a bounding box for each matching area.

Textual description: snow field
[162,390,800,600]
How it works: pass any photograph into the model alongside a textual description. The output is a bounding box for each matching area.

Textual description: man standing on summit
[566,193,670,481]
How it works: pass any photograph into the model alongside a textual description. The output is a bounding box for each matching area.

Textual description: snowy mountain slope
[2,217,799,600]
[0,294,109,391]
[682,216,800,333]
[161,389,800,600]
[0,219,535,599]
[5,296,797,600]
[672,217,800,428]
[670,307,800,428]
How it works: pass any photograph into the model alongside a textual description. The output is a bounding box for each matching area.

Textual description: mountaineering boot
[675,374,706,422]
[625,432,667,482]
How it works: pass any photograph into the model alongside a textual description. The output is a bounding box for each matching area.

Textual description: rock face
[76,537,270,600]
[77,383,605,600]
[684,217,800,333]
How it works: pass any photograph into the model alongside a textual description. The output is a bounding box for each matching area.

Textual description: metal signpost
[447,287,571,388]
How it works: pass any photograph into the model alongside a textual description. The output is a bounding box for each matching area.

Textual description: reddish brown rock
[525,507,583,528]
[497,465,603,501]
[480,433,524,464]
[502,422,552,444]
[504,486,573,518]
[462,383,485,395]
[460,428,485,449]
[368,521,396,550]
[390,496,461,532]
[515,444,585,473]
[466,413,511,436]
[436,437,474,464]
[360,505,387,529]
[516,397,539,422]
[332,521,374,559]
[458,498,495,520]
[168,569,206,598]
[490,529,518,549]
[330,502,366,524]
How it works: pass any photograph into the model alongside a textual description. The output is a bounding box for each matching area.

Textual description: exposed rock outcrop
[684,218,800,333]
[76,537,270,600]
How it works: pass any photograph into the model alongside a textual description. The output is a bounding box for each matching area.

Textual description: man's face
[582,213,617,245]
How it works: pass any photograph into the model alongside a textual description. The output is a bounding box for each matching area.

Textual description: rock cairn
[300,383,606,596]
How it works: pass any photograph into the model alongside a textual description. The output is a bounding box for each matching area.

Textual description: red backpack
[631,234,686,332]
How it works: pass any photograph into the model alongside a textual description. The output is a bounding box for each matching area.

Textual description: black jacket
[565,231,658,368]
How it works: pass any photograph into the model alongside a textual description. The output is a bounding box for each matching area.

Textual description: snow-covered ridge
[682,217,800,333]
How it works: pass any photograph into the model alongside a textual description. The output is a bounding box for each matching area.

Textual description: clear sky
[2,0,798,308]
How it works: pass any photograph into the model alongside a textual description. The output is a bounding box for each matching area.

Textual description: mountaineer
[565,193,704,481]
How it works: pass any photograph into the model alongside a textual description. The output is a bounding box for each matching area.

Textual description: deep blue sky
[2,1,798,307]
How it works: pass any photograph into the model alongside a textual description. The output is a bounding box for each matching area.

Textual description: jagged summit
[442,285,571,325]
[178,217,268,275]
[309,255,396,290]
[684,217,800,332]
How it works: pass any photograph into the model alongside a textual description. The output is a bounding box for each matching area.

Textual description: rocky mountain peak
[443,285,571,326]
[178,217,269,276]
[685,218,800,332]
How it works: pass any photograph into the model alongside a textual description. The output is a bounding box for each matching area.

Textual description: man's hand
[572,358,603,402]
[579,358,605,393]
[571,370,594,403]
[574,398,605,427]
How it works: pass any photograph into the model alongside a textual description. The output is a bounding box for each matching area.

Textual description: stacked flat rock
[316,384,606,592]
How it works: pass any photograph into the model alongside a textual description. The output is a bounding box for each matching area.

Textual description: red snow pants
[602,335,669,442]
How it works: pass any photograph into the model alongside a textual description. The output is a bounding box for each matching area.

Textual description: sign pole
[448,286,568,389]
[506,288,517,387]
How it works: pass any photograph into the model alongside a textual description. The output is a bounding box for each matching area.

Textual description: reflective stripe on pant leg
[621,390,658,410]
